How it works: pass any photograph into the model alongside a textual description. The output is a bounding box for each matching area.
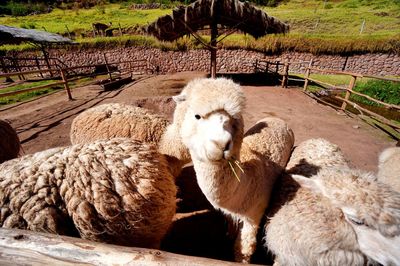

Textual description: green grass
[0,0,399,54]
[0,4,171,35]
[0,80,63,105]
[351,79,400,106]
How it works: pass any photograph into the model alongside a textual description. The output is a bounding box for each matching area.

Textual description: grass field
[0,0,399,54]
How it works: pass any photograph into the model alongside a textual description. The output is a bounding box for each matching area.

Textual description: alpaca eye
[348,216,365,226]
[195,114,201,120]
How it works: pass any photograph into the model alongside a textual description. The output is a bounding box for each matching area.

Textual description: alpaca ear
[173,93,186,103]
[292,174,324,195]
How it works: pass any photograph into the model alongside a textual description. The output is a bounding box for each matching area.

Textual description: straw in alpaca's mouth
[228,158,244,182]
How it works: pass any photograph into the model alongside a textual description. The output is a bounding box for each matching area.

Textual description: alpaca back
[70,103,169,145]
[0,138,176,248]
[378,147,400,192]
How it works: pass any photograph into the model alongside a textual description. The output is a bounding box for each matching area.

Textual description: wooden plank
[60,69,73,100]
[335,96,400,129]
[308,67,363,77]
[0,68,59,78]
[0,81,65,98]
[349,89,400,110]
[306,77,347,90]
[362,75,400,83]
[341,75,357,110]
[0,228,250,266]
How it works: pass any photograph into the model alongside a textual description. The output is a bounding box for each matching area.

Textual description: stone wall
[5,47,400,76]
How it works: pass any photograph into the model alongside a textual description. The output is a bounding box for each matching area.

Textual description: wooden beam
[308,67,363,77]
[336,96,400,129]
[0,228,249,266]
[0,81,65,98]
[341,75,357,110]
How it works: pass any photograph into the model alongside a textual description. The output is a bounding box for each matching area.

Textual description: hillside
[0,0,399,54]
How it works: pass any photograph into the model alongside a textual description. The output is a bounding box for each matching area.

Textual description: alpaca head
[174,78,245,163]
[293,168,400,266]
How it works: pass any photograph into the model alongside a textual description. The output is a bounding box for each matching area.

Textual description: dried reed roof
[144,0,289,41]
[0,25,73,45]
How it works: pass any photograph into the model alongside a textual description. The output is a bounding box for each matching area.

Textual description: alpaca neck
[158,124,190,177]
[192,156,243,210]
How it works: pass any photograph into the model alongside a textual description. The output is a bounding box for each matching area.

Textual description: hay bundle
[0,120,20,164]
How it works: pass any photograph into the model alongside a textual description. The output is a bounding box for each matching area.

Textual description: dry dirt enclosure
[0,71,397,263]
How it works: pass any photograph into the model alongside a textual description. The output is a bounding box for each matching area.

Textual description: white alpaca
[0,138,176,249]
[176,78,294,262]
[377,146,400,192]
[265,138,400,266]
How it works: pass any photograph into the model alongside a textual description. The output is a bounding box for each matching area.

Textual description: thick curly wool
[265,139,400,266]
[0,120,20,164]
[378,147,400,192]
[70,103,169,145]
[265,172,365,266]
[286,138,349,176]
[0,138,176,248]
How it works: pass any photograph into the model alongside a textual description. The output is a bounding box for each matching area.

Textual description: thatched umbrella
[0,25,74,77]
[144,0,289,77]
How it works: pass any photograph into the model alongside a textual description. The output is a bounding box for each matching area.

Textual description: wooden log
[341,75,356,110]
[349,89,400,111]
[60,69,73,100]
[0,81,65,98]
[0,68,59,78]
[0,228,250,266]
[281,64,289,88]
[308,67,363,77]
[362,75,400,83]
[336,96,400,129]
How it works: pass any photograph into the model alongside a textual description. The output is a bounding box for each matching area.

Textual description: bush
[351,79,400,106]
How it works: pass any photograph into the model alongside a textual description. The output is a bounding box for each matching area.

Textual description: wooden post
[118,22,123,36]
[275,61,279,73]
[65,25,72,39]
[254,59,258,72]
[210,25,218,78]
[341,75,357,110]
[41,44,53,77]
[303,59,313,91]
[60,69,73,100]
[35,56,44,78]
[266,61,269,73]
[103,53,113,81]
[281,63,289,88]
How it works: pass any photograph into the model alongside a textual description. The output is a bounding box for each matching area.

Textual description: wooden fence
[303,66,400,137]
[0,59,152,101]
[254,59,312,88]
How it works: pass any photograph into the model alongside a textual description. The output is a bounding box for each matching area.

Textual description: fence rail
[302,65,400,138]
[0,59,152,101]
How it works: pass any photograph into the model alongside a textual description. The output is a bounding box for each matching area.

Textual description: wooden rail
[303,65,400,138]
[0,228,249,266]
[0,59,151,101]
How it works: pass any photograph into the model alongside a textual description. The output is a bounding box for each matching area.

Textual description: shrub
[351,79,400,106]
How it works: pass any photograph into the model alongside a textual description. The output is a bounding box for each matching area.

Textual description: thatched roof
[144,0,289,41]
[0,25,73,45]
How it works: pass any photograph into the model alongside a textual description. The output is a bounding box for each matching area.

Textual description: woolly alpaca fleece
[286,138,349,176]
[378,147,400,192]
[70,103,169,145]
[265,139,400,266]
[0,120,20,164]
[0,138,176,248]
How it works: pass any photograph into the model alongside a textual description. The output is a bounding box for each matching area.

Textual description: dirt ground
[2,71,395,171]
[0,71,397,263]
